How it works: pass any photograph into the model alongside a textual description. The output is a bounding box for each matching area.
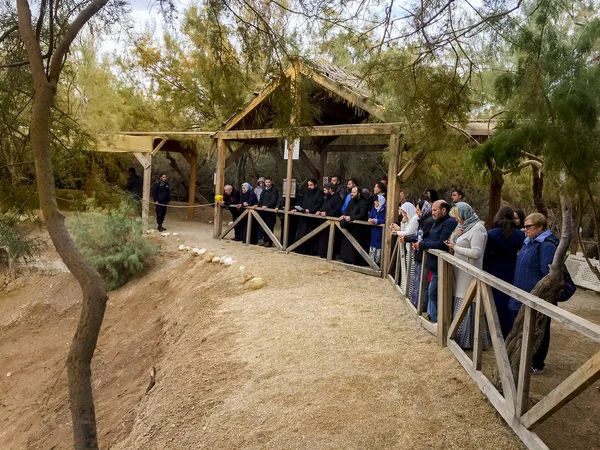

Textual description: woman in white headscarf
[392,202,419,251]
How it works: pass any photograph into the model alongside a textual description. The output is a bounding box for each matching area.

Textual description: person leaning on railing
[508,213,557,375]
[367,195,387,265]
[401,200,434,309]
[445,202,489,350]
[290,179,324,255]
[238,183,258,244]
[221,185,243,241]
[315,183,344,259]
[255,177,279,247]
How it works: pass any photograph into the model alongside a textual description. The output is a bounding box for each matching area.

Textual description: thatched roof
[221,57,386,133]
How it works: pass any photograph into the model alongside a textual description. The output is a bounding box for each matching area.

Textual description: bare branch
[502,159,542,175]
[0,24,19,43]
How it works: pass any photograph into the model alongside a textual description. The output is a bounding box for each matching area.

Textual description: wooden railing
[389,245,600,449]
[218,206,384,276]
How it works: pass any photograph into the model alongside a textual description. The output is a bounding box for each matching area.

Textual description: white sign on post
[283,139,300,160]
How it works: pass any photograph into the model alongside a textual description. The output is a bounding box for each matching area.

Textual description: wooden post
[517,305,535,416]
[319,148,327,182]
[188,151,197,219]
[213,138,226,238]
[133,152,152,231]
[437,258,453,348]
[381,133,401,277]
[473,281,485,370]
[283,59,300,249]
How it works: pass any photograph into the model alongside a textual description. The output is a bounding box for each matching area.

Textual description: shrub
[69,202,159,291]
[0,218,41,281]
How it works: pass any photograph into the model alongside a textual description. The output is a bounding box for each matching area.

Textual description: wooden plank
[404,248,413,297]
[299,149,320,180]
[521,350,600,429]
[298,63,387,121]
[221,67,291,131]
[213,139,226,238]
[417,251,428,315]
[472,281,485,370]
[133,152,151,169]
[447,340,549,450]
[429,249,600,343]
[249,210,283,250]
[97,135,154,153]
[398,149,429,182]
[151,138,167,156]
[335,222,380,271]
[448,278,477,340]
[140,152,152,230]
[319,149,327,181]
[213,123,402,140]
[517,305,535,416]
[481,283,518,414]
[389,278,438,335]
[327,222,335,261]
[225,143,251,168]
[437,258,454,348]
[381,133,401,276]
[187,152,197,218]
[286,220,331,253]
[218,208,249,240]
[245,211,253,245]
[330,259,381,277]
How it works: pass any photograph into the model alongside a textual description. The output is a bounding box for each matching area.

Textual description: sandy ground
[0,209,598,449]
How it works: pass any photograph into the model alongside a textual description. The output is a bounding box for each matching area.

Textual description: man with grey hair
[220,184,242,241]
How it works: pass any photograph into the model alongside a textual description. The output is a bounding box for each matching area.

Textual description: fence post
[437,256,453,348]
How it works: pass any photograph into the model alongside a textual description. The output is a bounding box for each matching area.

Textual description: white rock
[185,246,191,251]
[199,248,207,255]
[228,221,234,226]
[248,277,265,290]
[239,266,245,271]
[212,257,221,263]
[222,257,234,266]
[6,372,11,377]
[172,232,178,236]
[178,244,185,251]
[161,232,171,237]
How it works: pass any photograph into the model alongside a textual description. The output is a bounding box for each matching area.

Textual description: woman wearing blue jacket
[509,213,557,374]
[367,195,386,265]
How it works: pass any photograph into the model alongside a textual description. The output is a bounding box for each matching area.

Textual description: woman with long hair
[483,206,525,338]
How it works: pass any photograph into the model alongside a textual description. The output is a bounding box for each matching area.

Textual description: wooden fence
[217,206,384,276]
[388,241,600,449]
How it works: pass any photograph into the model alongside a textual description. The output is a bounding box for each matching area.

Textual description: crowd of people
[221,178,564,375]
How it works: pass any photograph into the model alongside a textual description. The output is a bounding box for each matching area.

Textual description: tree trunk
[494,193,573,389]
[486,164,504,229]
[17,0,109,448]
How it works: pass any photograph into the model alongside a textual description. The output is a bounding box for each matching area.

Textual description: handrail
[428,249,600,343]
[220,204,384,228]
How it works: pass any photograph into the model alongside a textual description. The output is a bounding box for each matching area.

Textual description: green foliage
[0,217,40,261]
[69,202,159,291]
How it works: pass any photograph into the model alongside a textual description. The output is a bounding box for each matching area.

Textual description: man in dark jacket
[220,184,242,241]
[331,175,346,201]
[315,183,344,258]
[412,200,457,322]
[256,177,279,247]
[291,179,324,254]
[339,186,370,265]
[126,167,143,216]
[151,173,171,231]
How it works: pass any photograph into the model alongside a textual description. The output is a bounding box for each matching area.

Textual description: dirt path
[1,212,597,449]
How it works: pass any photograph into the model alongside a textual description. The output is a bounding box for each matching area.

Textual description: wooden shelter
[96,134,202,227]
[212,57,495,276]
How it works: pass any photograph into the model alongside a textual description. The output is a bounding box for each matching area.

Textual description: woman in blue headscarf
[446,202,488,349]
[367,194,386,265]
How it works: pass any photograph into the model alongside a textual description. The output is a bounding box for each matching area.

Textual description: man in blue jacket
[509,213,557,374]
[412,200,457,322]
[152,173,171,231]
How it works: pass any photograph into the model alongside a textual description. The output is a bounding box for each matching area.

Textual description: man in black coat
[126,167,143,216]
[291,179,324,254]
[315,183,344,258]
[412,200,457,322]
[256,177,279,247]
[221,184,242,241]
[151,173,171,231]
[339,186,370,265]
[331,175,347,201]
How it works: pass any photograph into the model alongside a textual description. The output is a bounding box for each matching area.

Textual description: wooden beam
[448,278,477,340]
[302,144,387,153]
[381,133,401,277]
[389,277,438,335]
[225,143,251,168]
[327,222,335,261]
[218,208,249,240]
[297,63,387,121]
[319,148,327,181]
[283,61,299,250]
[398,149,429,183]
[521,350,600,429]
[299,149,320,180]
[221,66,293,131]
[428,249,600,343]
[417,251,428,315]
[517,305,535,416]
[472,281,485,370]
[187,152,197,218]
[286,219,331,253]
[335,222,380,271]
[213,123,402,140]
[250,210,283,250]
[481,283,518,414]
[151,138,167,156]
[213,139,226,238]
[133,152,152,230]
[437,257,454,348]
